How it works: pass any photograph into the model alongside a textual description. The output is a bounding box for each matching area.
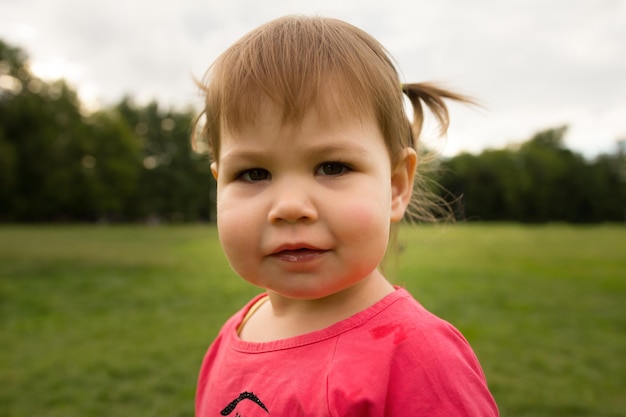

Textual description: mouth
[270,244,329,263]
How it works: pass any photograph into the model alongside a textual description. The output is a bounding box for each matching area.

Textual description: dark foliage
[439,127,626,223]
[2,39,624,223]
[0,39,215,223]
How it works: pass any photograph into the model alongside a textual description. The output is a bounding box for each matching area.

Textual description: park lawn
[0,224,624,417]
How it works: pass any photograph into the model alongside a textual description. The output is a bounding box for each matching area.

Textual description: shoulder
[196,294,267,407]
[218,293,268,336]
[387,290,480,362]
[331,288,475,368]
[375,289,491,389]
[328,288,499,416]
[198,293,266,370]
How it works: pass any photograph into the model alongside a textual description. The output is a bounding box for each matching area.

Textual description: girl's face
[212,100,415,303]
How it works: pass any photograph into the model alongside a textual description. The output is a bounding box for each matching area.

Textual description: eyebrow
[219,142,370,165]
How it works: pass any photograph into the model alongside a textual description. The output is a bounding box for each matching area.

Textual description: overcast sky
[1,0,625,157]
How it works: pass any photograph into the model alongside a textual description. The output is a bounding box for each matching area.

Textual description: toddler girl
[195,15,498,417]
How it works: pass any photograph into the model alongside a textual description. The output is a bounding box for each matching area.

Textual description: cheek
[334,196,391,245]
[335,202,391,279]
[216,197,258,265]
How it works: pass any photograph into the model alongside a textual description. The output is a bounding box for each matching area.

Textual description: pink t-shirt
[196,287,498,416]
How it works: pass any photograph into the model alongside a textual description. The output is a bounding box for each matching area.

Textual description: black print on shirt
[220,391,269,416]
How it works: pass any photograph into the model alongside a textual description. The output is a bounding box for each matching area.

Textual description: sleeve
[384,319,499,417]
[195,309,245,417]
[326,295,499,417]
[195,325,227,416]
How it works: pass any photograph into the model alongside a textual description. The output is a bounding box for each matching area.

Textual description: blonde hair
[196,15,472,222]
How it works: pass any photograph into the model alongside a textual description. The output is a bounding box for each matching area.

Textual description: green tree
[442,149,532,221]
[587,145,626,222]
[439,126,622,223]
[2,39,86,220]
[0,39,142,221]
[518,126,590,222]
[116,99,215,222]
[75,110,141,220]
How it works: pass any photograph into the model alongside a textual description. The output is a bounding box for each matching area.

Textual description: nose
[267,178,318,224]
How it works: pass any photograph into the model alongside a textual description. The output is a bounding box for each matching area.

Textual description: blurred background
[1,0,625,222]
[1,1,625,417]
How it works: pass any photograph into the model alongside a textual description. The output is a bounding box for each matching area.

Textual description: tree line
[1,39,624,223]
[1,39,214,223]
[439,127,626,223]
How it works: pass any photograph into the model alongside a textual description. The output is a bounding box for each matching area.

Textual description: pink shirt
[196,287,498,416]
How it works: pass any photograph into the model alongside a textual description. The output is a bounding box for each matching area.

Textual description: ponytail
[401,82,475,146]
[392,83,477,224]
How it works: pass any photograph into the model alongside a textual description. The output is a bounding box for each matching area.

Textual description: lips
[270,244,329,263]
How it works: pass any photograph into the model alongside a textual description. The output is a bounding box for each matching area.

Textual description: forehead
[219,96,388,162]
[222,83,376,140]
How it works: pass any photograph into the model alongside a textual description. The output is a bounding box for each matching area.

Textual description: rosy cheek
[339,203,389,239]
[217,204,250,259]
[345,189,388,222]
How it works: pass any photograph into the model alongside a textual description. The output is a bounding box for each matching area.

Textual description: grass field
[1,224,625,416]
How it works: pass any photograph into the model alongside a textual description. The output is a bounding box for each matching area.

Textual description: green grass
[1,224,625,416]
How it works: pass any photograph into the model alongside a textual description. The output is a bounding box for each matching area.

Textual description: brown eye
[317,162,348,176]
[239,168,270,182]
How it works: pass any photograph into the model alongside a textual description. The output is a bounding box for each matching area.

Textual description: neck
[266,271,395,334]
[239,271,395,342]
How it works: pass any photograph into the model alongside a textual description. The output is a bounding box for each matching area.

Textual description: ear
[390,148,417,222]
[210,162,219,180]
